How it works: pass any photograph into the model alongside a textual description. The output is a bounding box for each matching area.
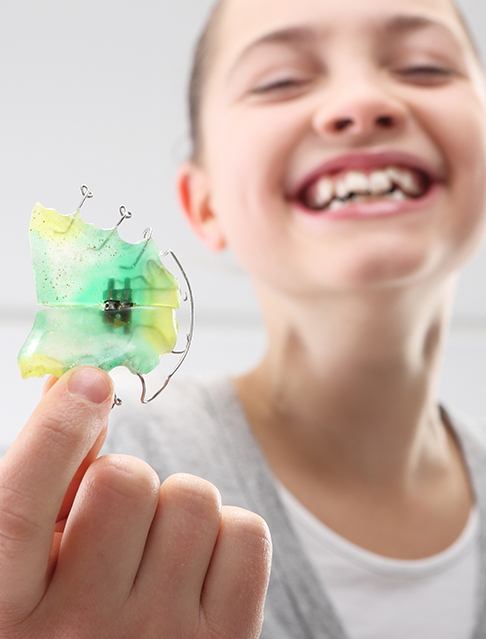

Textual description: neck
[234,275,459,491]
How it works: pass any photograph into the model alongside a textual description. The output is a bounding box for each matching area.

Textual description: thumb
[43,371,111,527]
[0,366,113,617]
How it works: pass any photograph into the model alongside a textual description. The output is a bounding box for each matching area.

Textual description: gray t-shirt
[104,375,486,639]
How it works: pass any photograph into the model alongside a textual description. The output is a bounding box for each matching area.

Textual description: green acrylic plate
[18,203,181,378]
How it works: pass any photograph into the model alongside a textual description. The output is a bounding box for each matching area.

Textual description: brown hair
[188,0,225,164]
[187,0,482,163]
[452,3,483,67]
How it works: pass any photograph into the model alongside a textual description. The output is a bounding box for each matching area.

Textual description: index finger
[0,366,113,617]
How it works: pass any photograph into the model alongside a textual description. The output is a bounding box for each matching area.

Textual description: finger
[42,376,59,397]
[131,473,221,633]
[201,506,272,639]
[47,455,160,614]
[0,366,113,618]
[55,424,108,530]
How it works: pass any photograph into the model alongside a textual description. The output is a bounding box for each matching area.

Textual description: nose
[312,87,408,140]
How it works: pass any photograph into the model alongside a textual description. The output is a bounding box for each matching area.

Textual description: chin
[299,245,446,293]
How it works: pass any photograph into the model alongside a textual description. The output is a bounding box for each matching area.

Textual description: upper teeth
[306,166,426,209]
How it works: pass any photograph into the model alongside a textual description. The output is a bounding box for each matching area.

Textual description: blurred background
[0,0,485,446]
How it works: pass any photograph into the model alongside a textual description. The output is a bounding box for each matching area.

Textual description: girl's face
[181,0,486,298]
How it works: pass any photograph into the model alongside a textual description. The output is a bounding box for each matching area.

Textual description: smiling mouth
[291,166,433,214]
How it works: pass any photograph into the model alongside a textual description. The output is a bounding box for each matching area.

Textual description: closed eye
[251,78,309,94]
[250,66,454,95]
[400,66,454,76]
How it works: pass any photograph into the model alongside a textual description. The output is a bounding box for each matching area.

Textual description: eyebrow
[227,14,462,77]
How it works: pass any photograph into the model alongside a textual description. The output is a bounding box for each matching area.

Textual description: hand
[0,367,272,638]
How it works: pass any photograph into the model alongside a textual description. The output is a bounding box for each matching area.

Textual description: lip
[291,180,443,223]
[288,149,444,200]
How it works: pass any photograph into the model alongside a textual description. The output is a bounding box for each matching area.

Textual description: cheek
[442,102,486,180]
[204,105,301,256]
[206,99,306,197]
[439,98,486,254]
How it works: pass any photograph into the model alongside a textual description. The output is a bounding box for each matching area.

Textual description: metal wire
[136,249,195,404]
[78,184,94,210]
[96,205,133,251]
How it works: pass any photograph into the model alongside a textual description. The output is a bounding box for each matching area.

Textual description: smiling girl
[166,0,486,636]
[2,1,486,638]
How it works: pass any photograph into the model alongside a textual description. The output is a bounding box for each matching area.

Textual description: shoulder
[442,401,486,497]
[443,401,486,455]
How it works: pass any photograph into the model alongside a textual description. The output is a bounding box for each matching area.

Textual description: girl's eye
[399,66,454,77]
[249,66,454,95]
[251,78,308,94]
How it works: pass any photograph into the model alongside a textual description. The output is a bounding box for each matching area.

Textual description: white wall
[1,0,486,445]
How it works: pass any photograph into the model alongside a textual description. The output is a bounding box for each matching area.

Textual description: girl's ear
[177,161,227,252]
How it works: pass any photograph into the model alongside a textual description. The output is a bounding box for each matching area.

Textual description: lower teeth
[327,190,407,211]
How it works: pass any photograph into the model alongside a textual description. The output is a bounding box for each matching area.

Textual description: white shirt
[277,481,480,639]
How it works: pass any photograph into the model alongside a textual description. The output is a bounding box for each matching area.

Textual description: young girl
[111,0,486,634]
[1,0,486,638]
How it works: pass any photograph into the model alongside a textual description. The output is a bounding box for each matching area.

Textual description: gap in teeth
[302,166,428,211]
[338,185,396,202]
[327,188,407,211]
[317,186,408,211]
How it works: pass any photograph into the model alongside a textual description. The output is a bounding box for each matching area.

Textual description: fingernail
[67,367,112,404]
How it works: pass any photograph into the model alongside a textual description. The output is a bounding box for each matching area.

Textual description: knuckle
[161,473,222,516]
[85,454,160,500]
[222,506,272,544]
[204,619,232,639]
[34,408,85,452]
[203,609,258,639]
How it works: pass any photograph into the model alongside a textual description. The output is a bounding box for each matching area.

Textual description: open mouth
[292,166,433,214]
